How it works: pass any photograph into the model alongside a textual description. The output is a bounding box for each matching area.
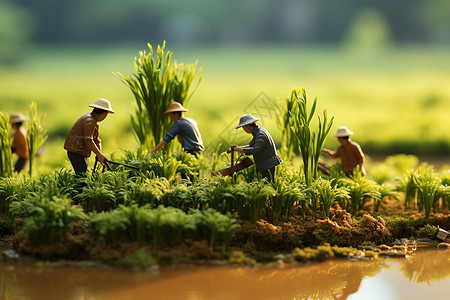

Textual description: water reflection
[0,249,449,300]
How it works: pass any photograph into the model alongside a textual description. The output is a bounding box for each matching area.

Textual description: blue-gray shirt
[243,125,282,171]
[163,118,204,152]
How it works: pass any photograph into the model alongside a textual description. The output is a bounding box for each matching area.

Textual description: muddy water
[1,248,449,300]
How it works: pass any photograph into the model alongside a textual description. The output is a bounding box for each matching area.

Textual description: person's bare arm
[87,139,108,163]
[150,140,168,153]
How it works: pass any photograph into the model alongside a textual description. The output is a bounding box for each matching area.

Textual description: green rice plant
[276,89,299,161]
[10,196,85,246]
[232,181,276,222]
[307,178,349,219]
[171,151,199,180]
[0,112,13,178]
[337,171,381,216]
[162,182,198,210]
[287,88,334,186]
[75,173,115,212]
[117,41,202,152]
[127,177,169,207]
[161,206,196,246]
[0,175,32,215]
[374,183,399,212]
[146,205,167,247]
[440,170,450,209]
[413,169,442,219]
[196,176,236,213]
[115,204,152,244]
[27,101,47,176]
[192,208,240,251]
[270,171,305,225]
[87,210,130,247]
[398,169,419,209]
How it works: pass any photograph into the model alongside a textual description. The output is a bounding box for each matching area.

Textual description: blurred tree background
[3,0,450,51]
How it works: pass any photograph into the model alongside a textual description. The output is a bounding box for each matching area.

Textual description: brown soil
[11,203,450,263]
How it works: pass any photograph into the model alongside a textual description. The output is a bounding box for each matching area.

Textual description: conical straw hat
[10,111,30,124]
[89,98,115,114]
[334,126,354,137]
[164,102,189,114]
[235,114,261,129]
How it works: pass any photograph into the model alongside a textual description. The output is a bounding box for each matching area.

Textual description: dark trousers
[67,151,88,175]
[260,167,276,183]
[14,157,27,173]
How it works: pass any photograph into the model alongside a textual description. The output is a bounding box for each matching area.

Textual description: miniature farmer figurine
[231,114,282,182]
[10,111,30,173]
[323,126,366,176]
[150,102,204,155]
[64,98,115,175]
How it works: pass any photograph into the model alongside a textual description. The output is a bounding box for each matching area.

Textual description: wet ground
[1,245,449,300]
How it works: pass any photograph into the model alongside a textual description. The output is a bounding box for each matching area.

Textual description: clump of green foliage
[0,112,12,178]
[117,41,202,152]
[9,195,86,246]
[281,88,334,186]
[27,101,47,176]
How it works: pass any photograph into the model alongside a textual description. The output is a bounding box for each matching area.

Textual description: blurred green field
[1,44,450,172]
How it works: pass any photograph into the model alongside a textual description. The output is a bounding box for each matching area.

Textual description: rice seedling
[286,88,334,186]
[115,204,152,244]
[276,93,299,160]
[196,176,236,214]
[270,171,305,225]
[306,178,349,219]
[10,196,85,246]
[76,172,115,212]
[232,181,276,222]
[374,183,399,212]
[413,169,442,219]
[88,210,130,247]
[162,182,197,210]
[26,102,47,176]
[126,177,169,207]
[0,112,13,178]
[192,208,240,251]
[117,41,202,152]
[337,171,381,216]
[161,206,196,246]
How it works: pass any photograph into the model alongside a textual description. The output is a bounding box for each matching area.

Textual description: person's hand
[150,148,157,154]
[234,146,244,153]
[97,154,109,164]
[227,145,236,153]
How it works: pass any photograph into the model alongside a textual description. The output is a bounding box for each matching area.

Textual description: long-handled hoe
[211,146,254,177]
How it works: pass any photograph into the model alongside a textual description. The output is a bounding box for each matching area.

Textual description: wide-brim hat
[10,111,29,124]
[235,114,261,129]
[334,126,354,137]
[164,102,189,114]
[89,98,115,114]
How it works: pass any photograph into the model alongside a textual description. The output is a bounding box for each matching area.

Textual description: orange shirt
[12,127,29,159]
[64,113,100,157]
[334,140,365,173]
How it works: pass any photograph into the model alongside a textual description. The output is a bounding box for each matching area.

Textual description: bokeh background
[1,0,449,171]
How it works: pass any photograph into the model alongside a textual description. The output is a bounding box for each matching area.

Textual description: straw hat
[235,114,261,129]
[10,111,29,124]
[334,126,354,137]
[164,102,189,114]
[89,98,115,114]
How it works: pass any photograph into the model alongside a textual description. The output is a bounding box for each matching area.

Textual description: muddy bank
[8,203,450,265]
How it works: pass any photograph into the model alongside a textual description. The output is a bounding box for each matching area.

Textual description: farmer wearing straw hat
[64,98,115,175]
[231,114,282,182]
[323,126,366,176]
[150,102,204,155]
[10,111,30,173]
